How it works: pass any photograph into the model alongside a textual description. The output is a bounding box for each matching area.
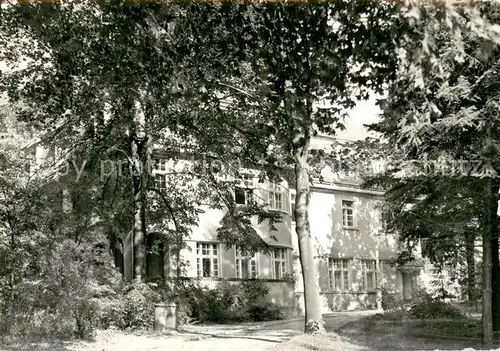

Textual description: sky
[335,94,381,141]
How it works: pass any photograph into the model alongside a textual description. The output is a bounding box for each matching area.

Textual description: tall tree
[358,1,500,346]
[183,1,406,333]
[0,1,285,286]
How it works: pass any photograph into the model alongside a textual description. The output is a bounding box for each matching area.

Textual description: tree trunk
[491,179,500,332]
[131,138,147,282]
[131,99,150,283]
[294,139,325,334]
[482,177,494,347]
[9,228,15,303]
[492,232,499,332]
[464,230,476,303]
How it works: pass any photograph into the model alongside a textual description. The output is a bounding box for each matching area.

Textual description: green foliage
[93,281,170,331]
[1,238,122,340]
[247,303,283,322]
[173,279,282,324]
[381,288,466,320]
[241,278,270,302]
[120,283,163,330]
[381,288,400,312]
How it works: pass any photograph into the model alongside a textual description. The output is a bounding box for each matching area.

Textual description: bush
[2,308,77,341]
[94,296,125,330]
[381,288,400,311]
[121,282,163,329]
[94,281,166,331]
[409,298,465,319]
[173,279,283,324]
[379,288,465,320]
[0,239,124,341]
[201,281,240,323]
[247,303,283,321]
[240,279,270,303]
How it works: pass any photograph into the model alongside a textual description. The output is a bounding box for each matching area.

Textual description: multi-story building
[119,162,298,316]
[115,135,420,316]
[12,114,420,315]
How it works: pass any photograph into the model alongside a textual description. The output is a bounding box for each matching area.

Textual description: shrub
[93,281,165,331]
[409,298,465,319]
[174,280,210,323]
[120,282,163,330]
[240,279,270,303]
[94,296,126,330]
[172,279,283,324]
[0,239,123,341]
[381,288,401,311]
[202,282,239,323]
[247,303,283,321]
[379,288,465,320]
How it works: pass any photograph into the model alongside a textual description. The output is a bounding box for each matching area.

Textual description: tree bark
[464,230,476,303]
[491,178,500,332]
[131,138,147,282]
[492,231,499,332]
[9,227,15,303]
[131,99,150,283]
[294,138,325,334]
[482,177,494,347]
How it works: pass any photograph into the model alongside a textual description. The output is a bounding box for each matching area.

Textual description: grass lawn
[336,314,498,350]
[269,333,364,351]
[452,301,482,319]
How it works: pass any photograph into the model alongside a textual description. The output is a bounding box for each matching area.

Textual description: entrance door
[402,272,413,300]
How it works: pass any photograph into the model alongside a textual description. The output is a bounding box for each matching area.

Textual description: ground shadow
[176,328,299,343]
[334,325,496,350]
[1,340,75,351]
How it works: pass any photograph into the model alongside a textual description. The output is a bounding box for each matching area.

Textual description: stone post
[154,302,177,332]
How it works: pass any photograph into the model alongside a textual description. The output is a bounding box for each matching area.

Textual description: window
[155,174,167,191]
[196,243,219,278]
[328,258,350,291]
[290,193,296,221]
[361,260,377,291]
[235,174,254,205]
[269,181,283,210]
[155,159,167,171]
[272,248,287,279]
[342,200,355,228]
[235,246,258,279]
[240,174,253,187]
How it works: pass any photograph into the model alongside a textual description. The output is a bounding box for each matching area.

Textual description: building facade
[291,171,412,313]
[16,125,418,315]
[117,140,415,315]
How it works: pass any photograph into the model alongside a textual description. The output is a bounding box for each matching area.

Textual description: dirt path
[2,312,377,351]
[3,326,302,351]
